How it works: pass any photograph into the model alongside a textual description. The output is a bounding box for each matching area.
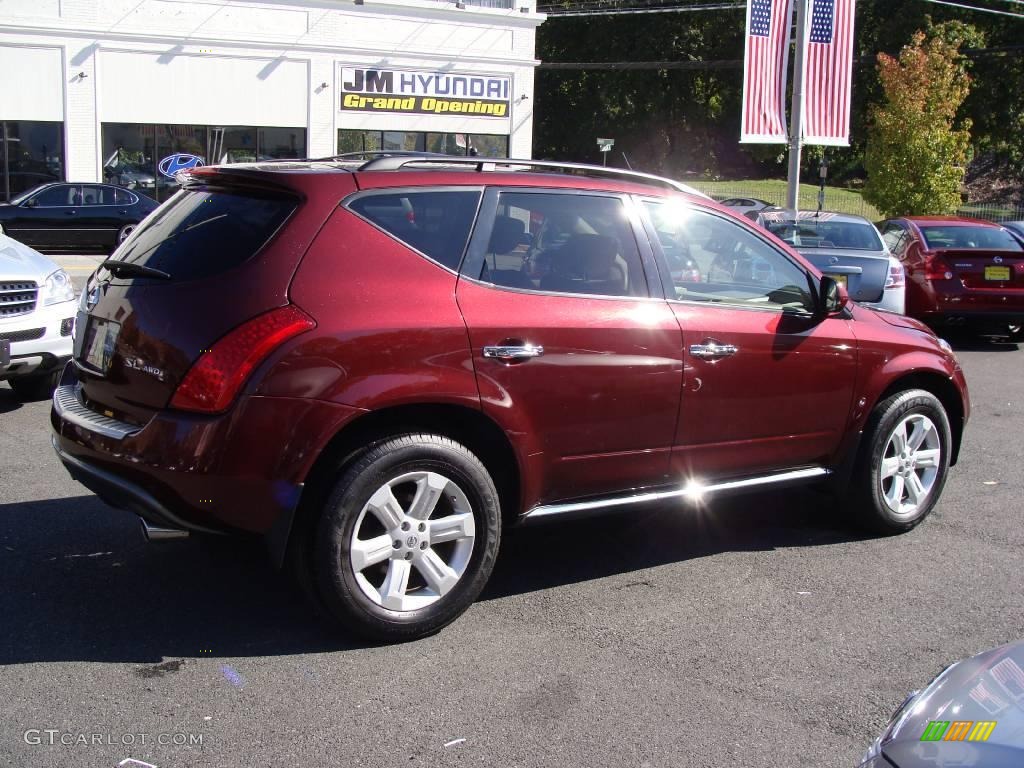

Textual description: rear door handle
[483,343,544,362]
[689,340,739,360]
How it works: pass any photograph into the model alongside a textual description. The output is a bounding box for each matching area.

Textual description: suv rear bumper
[50,370,365,545]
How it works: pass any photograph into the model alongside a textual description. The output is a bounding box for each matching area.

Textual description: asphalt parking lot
[2,275,1022,767]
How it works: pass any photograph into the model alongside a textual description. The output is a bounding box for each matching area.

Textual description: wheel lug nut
[404,552,413,561]
[420,542,428,550]
[393,540,401,549]
[418,523,426,532]
[401,521,410,531]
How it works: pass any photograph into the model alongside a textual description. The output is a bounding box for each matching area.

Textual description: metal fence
[690,182,1024,224]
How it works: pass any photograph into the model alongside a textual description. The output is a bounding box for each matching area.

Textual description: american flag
[801,0,856,145]
[740,0,794,143]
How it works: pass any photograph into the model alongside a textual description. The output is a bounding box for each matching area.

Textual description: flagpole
[785,0,809,215]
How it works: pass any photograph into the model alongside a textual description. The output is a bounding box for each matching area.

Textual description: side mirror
[820,275,849,315]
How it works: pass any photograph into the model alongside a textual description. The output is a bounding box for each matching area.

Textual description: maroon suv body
[879,216,1024,334]
[52,158,969,639]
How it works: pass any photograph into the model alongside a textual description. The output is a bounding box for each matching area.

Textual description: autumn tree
[863,26,973,217]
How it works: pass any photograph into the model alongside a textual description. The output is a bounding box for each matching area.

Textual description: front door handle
[689,340,739,360]
[483,343,544,362]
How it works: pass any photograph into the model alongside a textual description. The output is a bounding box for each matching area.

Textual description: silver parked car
[858,639,1024,767]
[756,210,906,314]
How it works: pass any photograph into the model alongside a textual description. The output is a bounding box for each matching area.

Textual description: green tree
[863,26,973,216]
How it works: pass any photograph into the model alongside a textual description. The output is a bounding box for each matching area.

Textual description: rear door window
[108,189,297,281]
[348,190,482,271]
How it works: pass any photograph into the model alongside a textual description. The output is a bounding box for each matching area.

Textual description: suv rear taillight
[170,305,315,413]
[923,253,953,281]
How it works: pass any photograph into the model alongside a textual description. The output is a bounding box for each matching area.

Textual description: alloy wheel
[349,471,476,612]
[878,413,942,519]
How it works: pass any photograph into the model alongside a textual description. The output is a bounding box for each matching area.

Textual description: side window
[644,201,814,313]
[81,186,107,205]
[113,188,136,205]
[478,192,647,298]
[882,224,906,255]
[32,185,73,207]
[348,190,481,271]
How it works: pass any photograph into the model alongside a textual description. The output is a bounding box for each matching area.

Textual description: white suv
[0,233,76,400]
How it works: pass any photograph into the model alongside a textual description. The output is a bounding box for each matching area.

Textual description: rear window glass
[765,219,883,250]
[348,190,481,271]
[920,225,1024,251]
[110,190,296,280]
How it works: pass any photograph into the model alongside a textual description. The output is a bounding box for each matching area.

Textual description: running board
[520,467,830,524]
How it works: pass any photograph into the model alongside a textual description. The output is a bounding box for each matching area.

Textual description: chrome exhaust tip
[140,518,190,541]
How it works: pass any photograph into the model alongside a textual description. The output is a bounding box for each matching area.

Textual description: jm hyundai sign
[339,67,511,118]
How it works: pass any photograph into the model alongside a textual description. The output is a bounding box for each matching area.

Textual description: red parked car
[878,216,1024,338]
[52,157,969,640]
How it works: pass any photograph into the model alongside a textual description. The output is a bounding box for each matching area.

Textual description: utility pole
[785,0,809,216]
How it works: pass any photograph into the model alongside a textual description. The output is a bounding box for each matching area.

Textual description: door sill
[520,466,830,524]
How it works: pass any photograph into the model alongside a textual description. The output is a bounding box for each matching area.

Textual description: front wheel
[313,434,501,641]
[847,389,952,534]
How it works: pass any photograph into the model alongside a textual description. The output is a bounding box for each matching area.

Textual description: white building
[0,0,545,201]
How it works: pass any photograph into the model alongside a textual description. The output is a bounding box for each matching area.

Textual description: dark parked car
[52,157,968,640]
[0,182,159,253]
[878,216,1024,338]
[858,639,1024,768]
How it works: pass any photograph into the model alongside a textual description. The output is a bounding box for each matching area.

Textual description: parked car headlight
[41,269,75,306]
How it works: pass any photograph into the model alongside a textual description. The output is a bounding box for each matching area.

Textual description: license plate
[0,339,9,368]
[79,317,120,373]
[825,273,848,288]
[985,265,1011,281]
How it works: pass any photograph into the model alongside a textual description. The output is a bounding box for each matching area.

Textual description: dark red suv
[52,157,969,640]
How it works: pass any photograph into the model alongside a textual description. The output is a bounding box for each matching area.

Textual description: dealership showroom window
[0,0,541,202]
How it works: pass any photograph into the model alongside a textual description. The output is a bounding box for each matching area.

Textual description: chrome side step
[521,467,830,524]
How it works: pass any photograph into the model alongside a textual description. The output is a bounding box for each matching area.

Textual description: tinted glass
[113,188,136,205]
[920,225,1024,251]
[109,190,296,281]
[0,120,64,202]
[81,185,107,205]
[33,185,72,206]
[645,201,813,312]
[766,219,884,250]
[479,192,647,298]
[349,190,481,271]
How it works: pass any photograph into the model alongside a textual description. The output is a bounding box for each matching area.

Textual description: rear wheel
[313,434,501,640]
[847,389,951,534]
[9,369,60,401]
[116,223,137,246]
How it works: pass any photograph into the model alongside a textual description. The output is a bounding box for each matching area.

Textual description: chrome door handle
[483,344,544,361]
[689,341,739,360]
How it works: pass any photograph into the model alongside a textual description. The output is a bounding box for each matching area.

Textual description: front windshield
[766,219,884,250]
[920,225,1024,251]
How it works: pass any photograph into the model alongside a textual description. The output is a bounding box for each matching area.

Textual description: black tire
[9,369,60,402]
[847,389,952,534]
[313,434,501,641]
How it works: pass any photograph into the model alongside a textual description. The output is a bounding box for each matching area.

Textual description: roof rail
[355,156,710,199]
[308,150,451,163]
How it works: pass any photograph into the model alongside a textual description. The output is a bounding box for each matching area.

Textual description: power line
[539,2,743,16]
[919,0,1024,17]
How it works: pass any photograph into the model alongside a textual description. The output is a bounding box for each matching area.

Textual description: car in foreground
[0,233,75,399]
[0,182,159,253]
[758,210,905,314]
[878,216,1024,338]
[52,157,968,640]
[858,639,1024,767]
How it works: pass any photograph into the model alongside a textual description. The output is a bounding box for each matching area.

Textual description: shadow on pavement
[0,386,24,413]
[0,488,869,665]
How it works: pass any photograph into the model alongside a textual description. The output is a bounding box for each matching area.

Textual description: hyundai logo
[993,255,1003,264]
[85,285,101,310]
[158,153,205,178]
